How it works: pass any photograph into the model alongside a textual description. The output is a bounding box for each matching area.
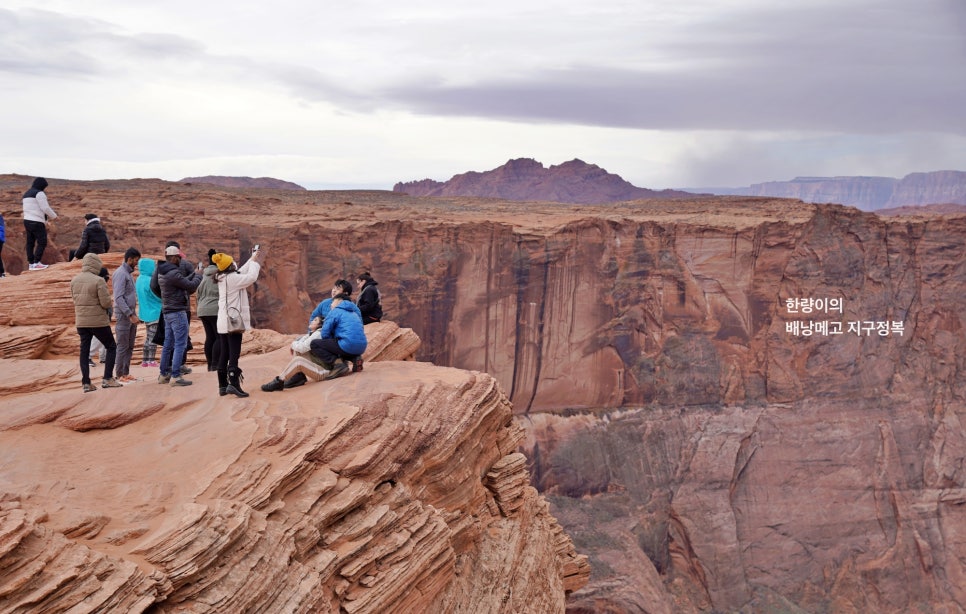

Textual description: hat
[212,253,234,271]
[165,245,181,256]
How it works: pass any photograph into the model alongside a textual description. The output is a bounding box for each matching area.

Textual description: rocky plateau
[0,173,964,612]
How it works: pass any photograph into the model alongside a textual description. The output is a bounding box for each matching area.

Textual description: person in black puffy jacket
[355,272,383,325]
[69,213,111,261]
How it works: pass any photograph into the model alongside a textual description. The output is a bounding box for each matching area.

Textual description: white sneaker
[29,263,48,270]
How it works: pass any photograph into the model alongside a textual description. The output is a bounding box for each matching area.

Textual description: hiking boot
[170,377,193,387]
[102,378,123,388]
[83,382,97,393]
[351,357,364,373]
[261,376,285,392]
[218,370,229,396]
[324,361,350,381]
[158,374,171,384]
[283,372,307,389]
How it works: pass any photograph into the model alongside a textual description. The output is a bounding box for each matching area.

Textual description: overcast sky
[1,0,963,189]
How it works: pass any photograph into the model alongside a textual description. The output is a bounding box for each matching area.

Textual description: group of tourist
[14,177,383,396]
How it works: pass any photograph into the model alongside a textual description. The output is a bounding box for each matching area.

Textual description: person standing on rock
[157,245,202,386]
[151,240,197,376]
[112,247,141,383]
[196,248,223,371]
[213,248,263,397]
[356,271,383,325]
[68,213,110,261]
[0,211,6,277]
[70,253,121,392]
[136,257,161,367]
[22,177,56,270]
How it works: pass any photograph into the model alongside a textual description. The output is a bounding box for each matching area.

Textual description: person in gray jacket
[70,253,120,392]
[112,247,141,382]
[196,248,222,371]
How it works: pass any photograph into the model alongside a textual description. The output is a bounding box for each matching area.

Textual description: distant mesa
[393,157,699,204]
[180,175,306,190]
[687,170,966,211]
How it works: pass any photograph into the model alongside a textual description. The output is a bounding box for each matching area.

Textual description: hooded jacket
[22,177,57,224]
[70,253,112,328]
[320,299,368,355]
[136,258,162,323]
[216,258,261,334]
[357,278,383,323]
[74,217,110,259]
[196,264,221,317]
[157,259,202,313]
[0,213,5,242]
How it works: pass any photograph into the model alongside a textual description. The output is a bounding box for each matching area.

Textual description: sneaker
[352,357,364,373]
[118,374,137,383]
[170,377,192,386]
[102,378,123,388]
[146,361,159,368]
[261,376,285,392]
[283,372,307,389]
[29,263,49,270]
[181,366,193,375]
[83,382,97,393]
[158,374,171,384]
[324,361,350,381]
[141,361,150,368]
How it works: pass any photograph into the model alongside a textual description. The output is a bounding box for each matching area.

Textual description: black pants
[23,220,47,264]
[216,332,243,373]
[309,337,358,365]
[78,326,117,384]
[200,315,221,369]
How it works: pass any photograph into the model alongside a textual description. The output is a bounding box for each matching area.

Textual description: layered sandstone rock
[0,352,588,611]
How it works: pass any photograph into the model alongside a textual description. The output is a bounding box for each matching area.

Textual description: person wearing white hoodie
[22,177,57,270]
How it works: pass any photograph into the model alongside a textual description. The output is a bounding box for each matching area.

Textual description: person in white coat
[212,248,263,397]
[22,177,57,270]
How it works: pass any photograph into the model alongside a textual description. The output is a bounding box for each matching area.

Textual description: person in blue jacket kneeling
[309,296,367,379]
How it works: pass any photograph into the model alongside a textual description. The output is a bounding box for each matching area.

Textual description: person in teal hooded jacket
[308,297,367,379]
[136,257,162,366]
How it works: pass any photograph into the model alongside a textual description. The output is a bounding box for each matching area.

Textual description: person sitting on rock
[306,279,353,332]
[311,296,367,378]
[355,272,383,325]
[69,213,110,261]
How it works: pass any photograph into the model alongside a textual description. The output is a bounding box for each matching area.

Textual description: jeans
[115,315,138,376]
[160,311,189,377]
[78,327,117,384]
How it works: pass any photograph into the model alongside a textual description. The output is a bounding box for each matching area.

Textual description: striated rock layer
[0,351,588,612]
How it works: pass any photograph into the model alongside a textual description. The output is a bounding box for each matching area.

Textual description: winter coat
[74,218,110,259]
[112,261,137,319]
[308,297,335,330]
[320,300,368,355]
[0,213,5,242]
[357,280,383,324]
[22,177,57,223]
[196,264,221,317]
[70,253,112,328]
[136,258,162,323]
[157,260,202,313]
[216,259,261,334]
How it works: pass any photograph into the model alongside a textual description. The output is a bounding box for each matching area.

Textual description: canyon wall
[2,175,964,611]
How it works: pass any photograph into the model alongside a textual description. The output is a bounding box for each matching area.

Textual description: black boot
[217,370,228,396]
[226,368,249,398]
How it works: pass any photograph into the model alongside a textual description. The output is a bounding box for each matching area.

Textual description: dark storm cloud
[382,0,966,133]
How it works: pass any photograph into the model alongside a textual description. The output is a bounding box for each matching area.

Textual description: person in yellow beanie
[214,247,264,397]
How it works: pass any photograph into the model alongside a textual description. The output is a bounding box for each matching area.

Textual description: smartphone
[252,244,260,253]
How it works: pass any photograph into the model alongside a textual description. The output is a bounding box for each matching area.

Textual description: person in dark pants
[196,249,222,370]
[308,296,368,379]
[112,247,141,382]
[157,245,203,386]
[22,177,56,270]
[151,240,197,376]
[70,253,120,392]
[213,249,263,397]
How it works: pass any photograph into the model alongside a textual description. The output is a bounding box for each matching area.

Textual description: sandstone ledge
[0,353,587,611]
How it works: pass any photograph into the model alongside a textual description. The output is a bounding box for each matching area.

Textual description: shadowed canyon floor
[1,175,964,611]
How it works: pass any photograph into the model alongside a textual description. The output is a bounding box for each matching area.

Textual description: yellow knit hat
[212,253,234,271]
